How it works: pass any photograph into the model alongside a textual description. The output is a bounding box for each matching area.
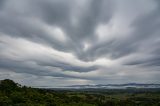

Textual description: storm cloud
[0,0,160,87]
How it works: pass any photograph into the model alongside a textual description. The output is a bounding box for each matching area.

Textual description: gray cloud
[0,0,160,86]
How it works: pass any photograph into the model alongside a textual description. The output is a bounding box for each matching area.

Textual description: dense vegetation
[0,79,160,106]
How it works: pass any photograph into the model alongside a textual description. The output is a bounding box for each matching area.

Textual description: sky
[0,0,160,87]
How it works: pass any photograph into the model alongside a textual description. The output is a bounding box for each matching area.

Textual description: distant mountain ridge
[63,83,160,89]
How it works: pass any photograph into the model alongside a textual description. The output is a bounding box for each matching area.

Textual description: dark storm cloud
[0,0,5,9]
[78,0,160,62]
[122,6,160,66]
[0,0,113,55]
[0,0,111,60]
[36,60,98,73]
[0,0,73,52]
[0,56,97,80]
[0,0,160,86]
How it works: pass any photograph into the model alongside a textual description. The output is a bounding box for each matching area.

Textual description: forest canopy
[0,79,160,106]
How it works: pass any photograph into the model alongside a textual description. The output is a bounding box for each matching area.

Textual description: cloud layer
[0,0,160,86]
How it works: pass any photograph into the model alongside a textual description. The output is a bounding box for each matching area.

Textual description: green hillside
[0,79,160,106]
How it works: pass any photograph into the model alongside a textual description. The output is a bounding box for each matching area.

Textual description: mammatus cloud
[0,0,160,87]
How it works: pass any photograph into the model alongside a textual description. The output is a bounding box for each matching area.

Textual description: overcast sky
[0,0,160,87]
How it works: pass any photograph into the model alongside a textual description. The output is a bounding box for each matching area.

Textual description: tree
[0,79,19,93]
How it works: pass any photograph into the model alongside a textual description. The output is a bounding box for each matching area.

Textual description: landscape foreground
[0,79,160,106]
